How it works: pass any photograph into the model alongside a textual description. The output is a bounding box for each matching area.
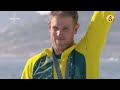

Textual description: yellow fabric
[21,11,115,79]
[53,44,76,79]
[76,11,115,79]
[21,51,46,79]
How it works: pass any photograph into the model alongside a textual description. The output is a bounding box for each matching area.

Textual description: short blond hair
[49,11,78,24]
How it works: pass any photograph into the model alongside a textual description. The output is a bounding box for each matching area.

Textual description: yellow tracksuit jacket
[21,11,115,79]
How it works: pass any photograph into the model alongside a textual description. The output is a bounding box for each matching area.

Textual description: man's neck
[52,42,75,55]
[54,48,63,55]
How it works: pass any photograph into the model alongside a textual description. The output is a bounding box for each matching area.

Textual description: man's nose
[57,30,63,36]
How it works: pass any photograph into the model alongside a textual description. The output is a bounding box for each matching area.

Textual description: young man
[21,11,115,79]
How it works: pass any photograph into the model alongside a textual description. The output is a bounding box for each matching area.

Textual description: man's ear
[74,23,80,34]
[48,20,51,31]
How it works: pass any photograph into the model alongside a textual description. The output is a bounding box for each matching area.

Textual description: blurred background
[0,11,119,79]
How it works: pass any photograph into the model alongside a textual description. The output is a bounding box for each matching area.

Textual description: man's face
[48,16,79,52]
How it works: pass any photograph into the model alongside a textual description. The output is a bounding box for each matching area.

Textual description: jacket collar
[44,43,76,59]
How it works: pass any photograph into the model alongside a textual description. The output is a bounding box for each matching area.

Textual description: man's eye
[63,28,68,30]
[53,27,58,31]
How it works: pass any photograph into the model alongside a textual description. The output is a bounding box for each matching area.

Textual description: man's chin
[56,46,67,51]
[56,43,64,46]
